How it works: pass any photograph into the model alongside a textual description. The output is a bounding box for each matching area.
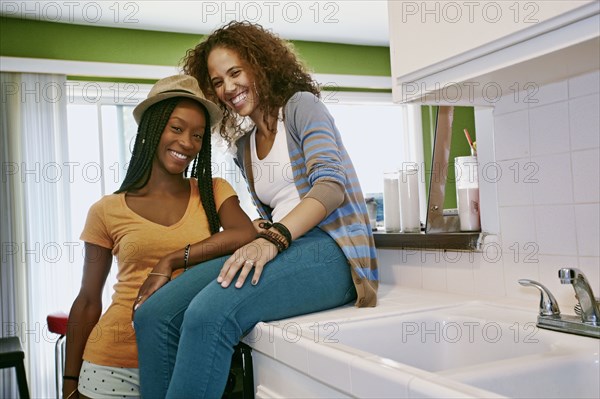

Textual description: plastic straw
[463,128,476,156]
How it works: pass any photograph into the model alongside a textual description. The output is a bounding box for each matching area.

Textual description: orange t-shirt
[79,178,236,368]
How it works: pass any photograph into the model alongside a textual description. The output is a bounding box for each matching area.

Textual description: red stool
[47,312,68,399]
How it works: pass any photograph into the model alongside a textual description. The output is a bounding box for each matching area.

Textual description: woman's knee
[134,284,189,330]
[133,297,162,330]
[181,295,242,344]
[180,299,219,332]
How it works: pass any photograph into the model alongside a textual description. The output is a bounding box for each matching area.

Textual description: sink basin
[314,301,600,398]
[324,302,557,372]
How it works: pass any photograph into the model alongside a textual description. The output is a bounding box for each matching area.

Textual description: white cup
[399,165,420,233]
[383,172,401,232]
[454,156,481,231]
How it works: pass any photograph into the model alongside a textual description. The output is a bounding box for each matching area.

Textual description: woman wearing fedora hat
[61,75,255,399]
[134,21,379,398]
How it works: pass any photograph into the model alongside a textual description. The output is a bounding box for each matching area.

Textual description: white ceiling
[1,0,390,46]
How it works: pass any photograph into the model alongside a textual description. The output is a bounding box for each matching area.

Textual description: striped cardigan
[234,91,378,307]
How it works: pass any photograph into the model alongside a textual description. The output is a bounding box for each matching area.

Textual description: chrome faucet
[519,268,599,339]
[558,268,600,325]
[518,279,560,316]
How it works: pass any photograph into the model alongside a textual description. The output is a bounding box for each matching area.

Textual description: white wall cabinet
[388,1,600,105]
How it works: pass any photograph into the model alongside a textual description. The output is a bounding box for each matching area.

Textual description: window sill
[373,231,481,251]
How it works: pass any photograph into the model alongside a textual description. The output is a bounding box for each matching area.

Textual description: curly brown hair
[182,21,320,146]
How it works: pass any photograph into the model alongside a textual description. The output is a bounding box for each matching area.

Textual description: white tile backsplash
[498,206,536,253]
[502,256,540,300]
[572,148,600,203]
[472,251,507,298]
[494,89,527,116]
[376,249,404,286]
[531,152,573,205]
[493,110,530,161]
[574,204,600,257]
[569,94,600,150]
[530,80,569,107]
[378,70,599,302]
[534,205,578,256]
[445,254,475,295]
[529,102,570,156]
[396,250,423,288]
[495,159,534,207]
[420,251,447,292]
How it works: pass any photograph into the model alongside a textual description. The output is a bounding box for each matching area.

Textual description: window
[65,82,145,307]
[322,93,414,194]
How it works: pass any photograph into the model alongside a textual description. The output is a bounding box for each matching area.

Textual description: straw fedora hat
[133,75,222,127]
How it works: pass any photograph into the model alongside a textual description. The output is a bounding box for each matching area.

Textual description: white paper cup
[383,172,401,232]
[455,156,481,231]
[399,165,420,233]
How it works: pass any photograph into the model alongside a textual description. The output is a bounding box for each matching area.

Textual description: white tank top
[251,121,301,222]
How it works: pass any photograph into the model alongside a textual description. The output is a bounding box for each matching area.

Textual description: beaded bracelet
[257,232,285,252]
[258,230,289,252]
[183,244,191,271]
[258,221,291,248]
[63,375,79,381]
[271,222,292,246]
[267,229,289,250]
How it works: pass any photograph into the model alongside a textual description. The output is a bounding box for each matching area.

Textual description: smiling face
[207,46,261,121]
[154,98,207,175]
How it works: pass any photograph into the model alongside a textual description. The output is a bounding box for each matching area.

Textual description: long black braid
[188,115,220,234]
[116,97,220,234]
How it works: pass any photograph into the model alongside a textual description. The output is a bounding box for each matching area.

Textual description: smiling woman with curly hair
[183,20,320,146]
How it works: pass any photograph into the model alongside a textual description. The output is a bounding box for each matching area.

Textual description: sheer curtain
[1,72,76,398]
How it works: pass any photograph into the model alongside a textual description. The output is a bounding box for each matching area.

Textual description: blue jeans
[134,228,356,398]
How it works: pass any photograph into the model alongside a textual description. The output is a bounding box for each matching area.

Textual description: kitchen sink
[312,301,599,398]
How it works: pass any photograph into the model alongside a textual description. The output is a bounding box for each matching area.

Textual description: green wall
[0,17,391,83]
[421,106,477,209]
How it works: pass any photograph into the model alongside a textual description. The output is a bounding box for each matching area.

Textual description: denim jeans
[134,228,356,398]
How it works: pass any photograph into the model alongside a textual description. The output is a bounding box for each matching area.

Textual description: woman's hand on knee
[131,269,170,320]
[218,238,278,288]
